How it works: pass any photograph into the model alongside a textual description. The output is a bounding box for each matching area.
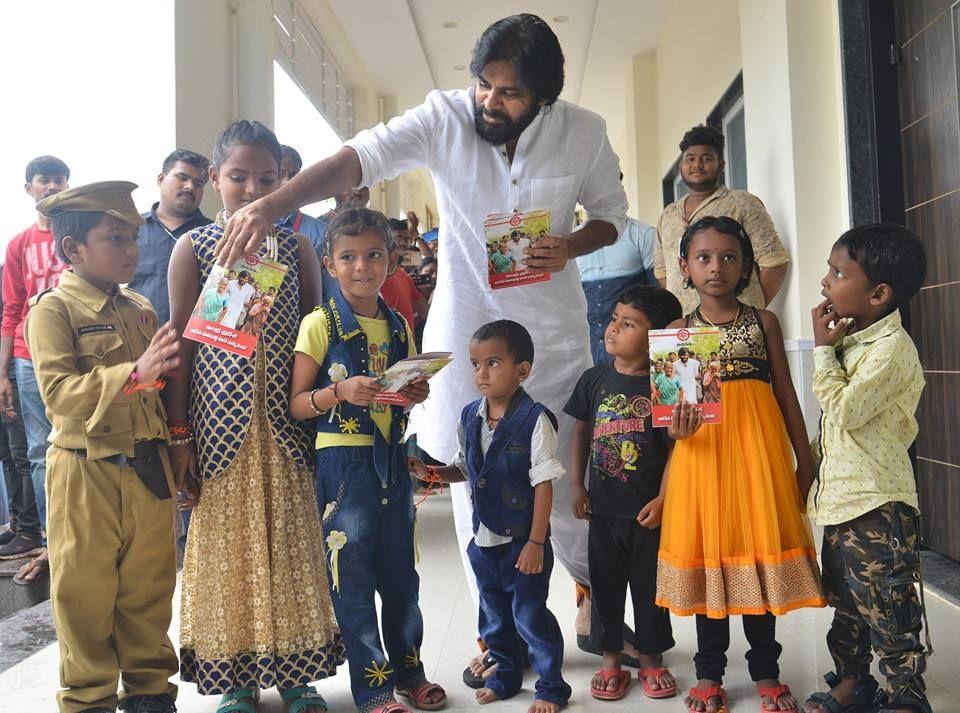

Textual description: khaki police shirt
[654,185,791,314]
[24,270,168,460]
[808,310,924,525]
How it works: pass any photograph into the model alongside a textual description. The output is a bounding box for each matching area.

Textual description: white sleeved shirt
[451,398,565,546]
[346,89,628,462]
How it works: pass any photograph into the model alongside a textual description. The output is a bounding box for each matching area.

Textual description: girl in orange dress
[656,216,825,713]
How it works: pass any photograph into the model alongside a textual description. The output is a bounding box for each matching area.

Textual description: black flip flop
[576,625,653,669]
[462,653,497,689]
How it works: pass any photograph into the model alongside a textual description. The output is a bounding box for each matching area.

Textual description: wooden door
[894,0,960,559]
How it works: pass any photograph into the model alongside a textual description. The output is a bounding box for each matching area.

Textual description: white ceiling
[324,0,671,116]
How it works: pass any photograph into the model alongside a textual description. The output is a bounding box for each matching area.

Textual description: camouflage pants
[821,502,927,698]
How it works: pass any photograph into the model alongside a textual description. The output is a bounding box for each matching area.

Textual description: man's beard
[473,101,541,146]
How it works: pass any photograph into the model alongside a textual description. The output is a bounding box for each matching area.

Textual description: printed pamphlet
[185,253,288,358]
[373,351,454,406]
[648,326,723,427]
[484,209,551,289]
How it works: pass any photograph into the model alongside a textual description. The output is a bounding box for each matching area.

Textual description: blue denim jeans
[14,358,51,532]
[467,538,571,705]
[315,446,426,712]
[0,372,41,539]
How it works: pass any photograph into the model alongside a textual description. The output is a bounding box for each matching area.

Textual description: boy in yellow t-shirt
[289,208,446,713]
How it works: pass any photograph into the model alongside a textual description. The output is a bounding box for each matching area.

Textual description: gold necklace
[698,303,742,329]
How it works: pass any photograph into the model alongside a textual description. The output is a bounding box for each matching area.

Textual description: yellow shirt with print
[808,309,924,525]
[295,308,416,449]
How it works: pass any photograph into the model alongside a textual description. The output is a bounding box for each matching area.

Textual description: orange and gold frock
[656,305,825,618]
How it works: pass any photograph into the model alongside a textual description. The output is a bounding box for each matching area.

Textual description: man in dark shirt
[128,149,211,324]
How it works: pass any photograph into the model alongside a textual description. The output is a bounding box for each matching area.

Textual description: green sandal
[217,687,260,713]
[281,686,328,713]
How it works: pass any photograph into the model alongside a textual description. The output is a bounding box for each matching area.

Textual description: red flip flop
[688,685,728,713]
[590,669,632,701]
[758,684,798,712]
[639,666,678,699]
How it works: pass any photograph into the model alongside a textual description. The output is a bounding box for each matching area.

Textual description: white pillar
[233,0,275,127]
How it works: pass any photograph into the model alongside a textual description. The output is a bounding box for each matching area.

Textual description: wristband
[308,388,324,416]
[170,436,194,447]
[528,538,545,547]
[168,420,194,439]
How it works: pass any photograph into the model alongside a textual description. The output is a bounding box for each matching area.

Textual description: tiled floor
[2,491,959,712]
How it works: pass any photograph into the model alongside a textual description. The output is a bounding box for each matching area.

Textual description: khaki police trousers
[46,447,178,713]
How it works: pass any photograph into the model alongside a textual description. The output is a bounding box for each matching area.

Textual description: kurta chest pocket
[76,331,125,370]
[530,175,577,232]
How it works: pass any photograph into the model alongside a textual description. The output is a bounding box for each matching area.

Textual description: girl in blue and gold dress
[165,121,344,713]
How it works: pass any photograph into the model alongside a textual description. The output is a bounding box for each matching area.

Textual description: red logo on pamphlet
[244,255,260,267]
[677,328,690,341]
[509,214,522,227]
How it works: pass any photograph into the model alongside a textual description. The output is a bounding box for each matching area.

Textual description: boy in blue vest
[410,320,572,713]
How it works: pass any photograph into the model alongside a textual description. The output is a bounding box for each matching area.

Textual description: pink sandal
[757,684,798,712]
[688,685,728,713]
[395,681,447,711]
[590,669,632,701]
[639,666,677,699]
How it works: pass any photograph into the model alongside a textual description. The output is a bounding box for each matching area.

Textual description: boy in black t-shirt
[564,285,683,703]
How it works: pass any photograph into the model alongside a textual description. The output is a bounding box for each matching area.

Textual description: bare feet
[528,699,559,713]
[467,652,498,681]
[15,548,48,583]
[685,679,724,713]
[757,679,796,711]
[638,653,675,692]
[801,677,857,713]
[476,688,498,705]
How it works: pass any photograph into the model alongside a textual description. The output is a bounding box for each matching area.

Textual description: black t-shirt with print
[563,363,671,520]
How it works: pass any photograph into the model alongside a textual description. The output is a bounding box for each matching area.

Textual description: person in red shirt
[0,156,70,572]
[380,220,429,334]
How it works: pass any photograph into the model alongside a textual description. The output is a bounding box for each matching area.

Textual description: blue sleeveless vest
[460,389,557,538]
[314,284,411,483]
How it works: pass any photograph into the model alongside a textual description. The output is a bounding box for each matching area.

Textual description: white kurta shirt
[346,88,628,461]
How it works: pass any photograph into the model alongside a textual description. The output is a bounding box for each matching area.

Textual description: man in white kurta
[344,86,626,602]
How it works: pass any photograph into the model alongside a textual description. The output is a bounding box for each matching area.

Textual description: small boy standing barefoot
[26,182,182,713]
[804,224,932,713]
[410,320,571,713]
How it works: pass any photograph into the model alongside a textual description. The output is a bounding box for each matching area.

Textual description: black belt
[66,439,171,500]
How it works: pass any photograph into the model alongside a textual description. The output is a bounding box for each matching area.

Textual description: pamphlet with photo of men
[483,209,552,289]
[648,326,723,427]
[185,254,288,358]
[372,352,453,406]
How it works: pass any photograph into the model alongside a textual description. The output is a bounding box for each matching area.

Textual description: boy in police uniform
[25,182,182,713]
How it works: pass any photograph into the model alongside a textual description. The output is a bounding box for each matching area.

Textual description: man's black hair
[679,124,725,156]
[470,14,564,106]
[280,144,303,173]
[616,285,682,330]
[472,319,534,364]
[679,216,756,296]
[678,347,690,357]
[162,149,210,175]
[212,120,282,169]
[51,211,104,264]
[388,218,409,232]
[834,223,927,307]
[25,155,70,183]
